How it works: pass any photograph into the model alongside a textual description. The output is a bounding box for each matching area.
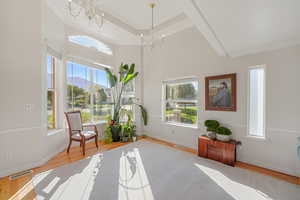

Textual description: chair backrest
[65,111,83,136]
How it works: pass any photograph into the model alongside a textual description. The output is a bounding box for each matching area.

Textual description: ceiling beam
[183,0,228,56]
[96,9,139,36]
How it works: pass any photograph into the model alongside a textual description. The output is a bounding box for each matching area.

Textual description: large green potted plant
[104,63,147,142]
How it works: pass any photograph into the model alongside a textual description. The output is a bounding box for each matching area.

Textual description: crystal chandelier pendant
[67,0,104,30]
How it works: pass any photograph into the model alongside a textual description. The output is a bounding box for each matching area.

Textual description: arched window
[68,35,113,55]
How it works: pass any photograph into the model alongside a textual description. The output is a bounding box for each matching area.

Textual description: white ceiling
[193,0,300,56]
[99,0,184,30]
[47,0,300,57]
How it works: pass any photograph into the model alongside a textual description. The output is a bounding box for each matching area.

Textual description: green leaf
[105,68,117,87]
[122,63,135,82]
[119,63,126,81]
[124,72,138,85]
[138,105,148,126]
[204,120,220,129]
[128,64,135,74]
[216,127,232,135]
[123,64,129,70]
[113,75,117,84]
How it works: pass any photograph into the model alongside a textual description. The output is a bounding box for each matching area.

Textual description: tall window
[248,66,266,138]
[163,78,198,127]
[47,55,56,129]
[67,62,112,123]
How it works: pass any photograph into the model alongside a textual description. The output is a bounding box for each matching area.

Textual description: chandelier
[68,0,104,29]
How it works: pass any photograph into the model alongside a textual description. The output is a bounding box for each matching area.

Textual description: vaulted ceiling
[47,0,300,57]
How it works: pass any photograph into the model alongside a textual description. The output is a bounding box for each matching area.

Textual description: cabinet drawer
[207,144,223,161]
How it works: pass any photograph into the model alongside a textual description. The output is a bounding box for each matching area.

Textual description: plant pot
[122,137,129,142]
[216,134,231,142]
[111,125,121,142]
[132,136,137,142]
[207,132,216,139]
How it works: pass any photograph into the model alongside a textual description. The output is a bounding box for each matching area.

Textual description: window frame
[162,77,199,129]
[66,61,115,124]
[47,55,56,130]
[68,35,113,55]
[247,65,266,139]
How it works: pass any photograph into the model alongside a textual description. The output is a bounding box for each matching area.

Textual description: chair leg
[67,139,72,153]
[82,139,86,155]
[95,136,99,149]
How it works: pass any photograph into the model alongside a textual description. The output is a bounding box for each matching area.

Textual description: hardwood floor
[0,137,299,200]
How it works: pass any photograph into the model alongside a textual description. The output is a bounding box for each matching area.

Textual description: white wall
[45,5,65,53]
[0,0,49,177]
[143,27,300,176]
[0,1,117,177]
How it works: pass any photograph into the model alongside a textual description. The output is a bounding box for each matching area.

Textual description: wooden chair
[65,111,99,155]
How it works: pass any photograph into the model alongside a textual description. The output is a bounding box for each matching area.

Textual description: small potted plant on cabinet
[216,127,232,142]
[204,120,220,139]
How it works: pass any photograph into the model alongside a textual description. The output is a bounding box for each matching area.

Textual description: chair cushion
[72,131,96,139]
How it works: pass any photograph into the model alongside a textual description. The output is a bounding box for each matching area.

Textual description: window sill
[47,129,64,136]
[164,122,198,129]
[245,135,267,141]
[83,120,107,126]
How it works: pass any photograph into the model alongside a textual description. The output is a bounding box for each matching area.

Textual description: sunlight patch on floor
[195,163,272,200]
[8,180,35,200]
[32,155,102,200]
[42,177,60,194]
[118,148,154,200]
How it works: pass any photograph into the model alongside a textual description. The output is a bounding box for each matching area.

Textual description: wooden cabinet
[198,136,237,166]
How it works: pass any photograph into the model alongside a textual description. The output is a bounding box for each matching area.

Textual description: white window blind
[248,67,266,138]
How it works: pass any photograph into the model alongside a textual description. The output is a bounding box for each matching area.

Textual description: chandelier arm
[68,1,83,18]
[95,14,104,29]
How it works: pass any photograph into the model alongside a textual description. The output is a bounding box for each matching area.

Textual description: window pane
[93,104,112,121]
[249,68,265,137]
[93,86,112,121]
[166,82,197,100]
[47,90,54,129]
[47,55,53,89]
[93,68,109,88]
[165,102,197,125]
[67,61,113,123]
[67,62,92,123]
[68,35,113,55]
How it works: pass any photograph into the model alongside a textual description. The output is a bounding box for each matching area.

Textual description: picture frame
[205,73,237,111]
